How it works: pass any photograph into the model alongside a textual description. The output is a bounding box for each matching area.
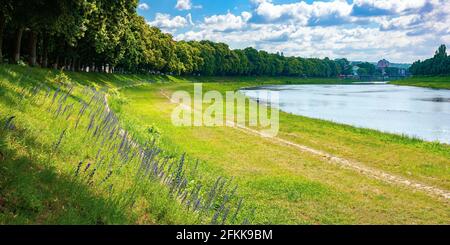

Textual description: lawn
[1,64,449,224]
[112,81,450,224]
[390,76,450,89]
[0,64,201,224]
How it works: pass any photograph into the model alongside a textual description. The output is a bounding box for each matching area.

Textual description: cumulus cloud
[352,0,428,16]
[173,0,450,63]
[175,0,191,10]
[148,13,191,31]
[250,0,353,26]
[175,0,202,11]
[138,3,149,11]
[201,12,252,32]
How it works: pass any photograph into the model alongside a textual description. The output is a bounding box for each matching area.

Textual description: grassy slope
[1,64,449,224]
[0,64,198,224]
[390,76,450,89]
[113,80,450,224]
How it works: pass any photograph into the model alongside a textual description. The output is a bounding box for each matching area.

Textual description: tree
[0,0,13,62]
[410,45,449,76]
[8,0,29,63]
[335,58,352,75]
[1,0,351,77]
[357,62,376,76]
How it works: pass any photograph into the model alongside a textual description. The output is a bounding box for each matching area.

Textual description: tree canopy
[1,0,349,77]
[409,45,450,76]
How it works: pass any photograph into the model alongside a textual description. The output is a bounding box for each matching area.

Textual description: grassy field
[391,76,450,89]
[113,79,450,224]
[0,64,208,224]
[1,64,449,224]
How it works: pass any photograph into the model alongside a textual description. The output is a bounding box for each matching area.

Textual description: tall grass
[0,67,250,224]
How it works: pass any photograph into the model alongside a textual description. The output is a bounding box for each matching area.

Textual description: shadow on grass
[0,127,133,224]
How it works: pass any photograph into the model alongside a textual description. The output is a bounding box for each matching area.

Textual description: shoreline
[389,76,450,89]
[237,84,449,146]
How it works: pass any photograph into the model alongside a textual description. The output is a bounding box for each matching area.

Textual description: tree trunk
[42,48,48,68]
[69,58,73,71]
[53,56,59,69]
[12,27,24,63]
[28,30,38,66]
[0,13,5,63]
[42,34,48,67]
[76,59,81,72]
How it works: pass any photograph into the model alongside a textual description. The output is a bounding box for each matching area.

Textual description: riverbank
[0,65,199,224]
[390,76,450,89]
[113,81,450,224]
[1,64,449,224]
[171,75,357,85]
[241,84,450,144]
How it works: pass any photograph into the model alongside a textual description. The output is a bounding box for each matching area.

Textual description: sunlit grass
[113,82,450,224]
[1,64,449,224]
[391,76,450,89]
[0,65,248,224]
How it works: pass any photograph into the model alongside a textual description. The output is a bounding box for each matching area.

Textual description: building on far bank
[377,59,390,75]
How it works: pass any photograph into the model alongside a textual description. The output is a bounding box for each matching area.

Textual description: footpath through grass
[0,64,251,224]
[1,64,449,224]
[112,81,450,224]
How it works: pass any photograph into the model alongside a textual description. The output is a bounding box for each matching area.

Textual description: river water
[240,82,450,144]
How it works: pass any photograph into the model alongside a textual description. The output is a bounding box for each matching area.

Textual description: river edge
[238,83,450,147]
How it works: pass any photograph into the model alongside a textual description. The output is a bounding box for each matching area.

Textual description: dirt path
[158,89,450,201]
[102,82,152,149]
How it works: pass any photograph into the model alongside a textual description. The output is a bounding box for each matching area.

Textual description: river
[240,82,450,144]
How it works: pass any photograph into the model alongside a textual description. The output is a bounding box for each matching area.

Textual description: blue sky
[137,0,450,63]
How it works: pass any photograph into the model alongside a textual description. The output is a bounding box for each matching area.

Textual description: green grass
[113,82,450,224]
[1,64,449,224]
[0,64,203,224]
[390,76,450,89]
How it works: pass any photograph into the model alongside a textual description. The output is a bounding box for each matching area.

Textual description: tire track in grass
[159,89,450,201]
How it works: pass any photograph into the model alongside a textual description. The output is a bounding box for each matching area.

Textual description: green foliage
[410,45,450,76]
[2,65,450,224]
[2,0,348,78]
[113,78,450,224]
[52,72,72,86]
[0,64,251,224]
[356,62,377,76]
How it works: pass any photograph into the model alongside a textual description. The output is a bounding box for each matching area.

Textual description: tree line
[1,0,354,77]
[409,45,450,76]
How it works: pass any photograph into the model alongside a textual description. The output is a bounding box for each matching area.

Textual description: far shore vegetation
[390,76,450,89]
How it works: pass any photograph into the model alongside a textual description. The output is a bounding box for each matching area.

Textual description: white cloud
[201,12,252,32]
[176,0,202,11]
[186,13,194,26]
[176,0,192,11]
[252,0,353,25]
[148,13,189,30]
[353,0,428,14]
[138,3,149,11]
[172,0,450,63]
